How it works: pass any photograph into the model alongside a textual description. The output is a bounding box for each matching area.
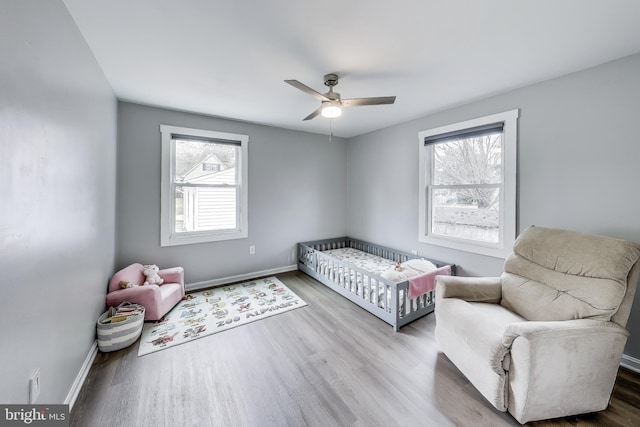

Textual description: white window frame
[418,109,518,258]
[160,125,248,247]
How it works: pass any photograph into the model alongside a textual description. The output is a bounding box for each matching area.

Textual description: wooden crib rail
[347,239,414,264]
[301,237,350,252]
[301,236,452,270]
[298,241,403,326]
[347,237,452,270]
[298,238,453,330]
[298,237,455,330]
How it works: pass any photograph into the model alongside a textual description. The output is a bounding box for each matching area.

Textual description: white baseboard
[65,340,98,410]
[621,354,640,373]
[186,265,298,292]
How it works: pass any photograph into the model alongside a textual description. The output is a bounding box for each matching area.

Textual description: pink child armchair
[106,263,185,320]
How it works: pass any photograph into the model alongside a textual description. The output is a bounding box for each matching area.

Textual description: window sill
[161,229,248,247]
[419,234,510,259]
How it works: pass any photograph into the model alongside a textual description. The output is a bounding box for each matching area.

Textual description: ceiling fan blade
[284,80,329,101]
[303,106,323,121]
[341,96,396,107]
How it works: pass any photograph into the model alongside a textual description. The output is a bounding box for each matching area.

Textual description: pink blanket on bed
[409,265,452,299]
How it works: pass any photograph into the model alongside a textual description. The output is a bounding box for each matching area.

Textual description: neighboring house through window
[418,109,518,258]
[202,162,221,172]
[160,125,248,246]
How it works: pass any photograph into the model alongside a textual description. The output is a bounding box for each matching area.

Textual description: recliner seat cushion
[501,226,640,321]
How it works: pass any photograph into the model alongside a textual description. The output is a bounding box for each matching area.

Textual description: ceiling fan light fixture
[285,75,395,121]
[321,101,342,118]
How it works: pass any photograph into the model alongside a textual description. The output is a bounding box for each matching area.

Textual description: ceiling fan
[285,73,396,121]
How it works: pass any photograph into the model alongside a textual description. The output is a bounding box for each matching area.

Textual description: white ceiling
[63,0,640,138]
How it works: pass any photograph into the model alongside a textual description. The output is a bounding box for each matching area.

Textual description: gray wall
[347,53,640,359]
[0,0,117,404]
[116,102,347,284]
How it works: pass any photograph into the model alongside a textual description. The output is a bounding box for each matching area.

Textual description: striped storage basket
[97,302,145,352]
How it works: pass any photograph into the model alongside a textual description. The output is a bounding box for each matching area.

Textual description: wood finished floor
[70,271,640,427]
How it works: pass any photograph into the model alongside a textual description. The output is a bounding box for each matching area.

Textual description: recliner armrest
[436,276,502,303]
[503,318,629,423]
[502,318,628,347]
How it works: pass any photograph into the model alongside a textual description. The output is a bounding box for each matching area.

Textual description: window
[418,110,518,258]
[160,125,248,246]
[202,163,220,172]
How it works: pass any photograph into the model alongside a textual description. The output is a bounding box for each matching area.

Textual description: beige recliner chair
[435,226,640,424]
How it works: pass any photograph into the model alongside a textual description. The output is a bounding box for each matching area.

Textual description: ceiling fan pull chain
[329,119,333,143]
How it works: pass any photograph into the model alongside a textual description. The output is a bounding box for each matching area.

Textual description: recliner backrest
[501,226,640,324]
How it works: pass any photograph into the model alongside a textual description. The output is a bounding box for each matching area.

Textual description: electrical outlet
[29,368,40,404]
[249,245,255,255]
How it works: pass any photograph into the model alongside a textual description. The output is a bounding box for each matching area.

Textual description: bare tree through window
[431,133,502,243]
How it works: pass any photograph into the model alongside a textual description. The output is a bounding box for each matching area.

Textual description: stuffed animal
[119,280,136,289]
[142,264,164,286]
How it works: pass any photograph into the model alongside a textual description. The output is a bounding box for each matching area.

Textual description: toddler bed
[298,237,455,331]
